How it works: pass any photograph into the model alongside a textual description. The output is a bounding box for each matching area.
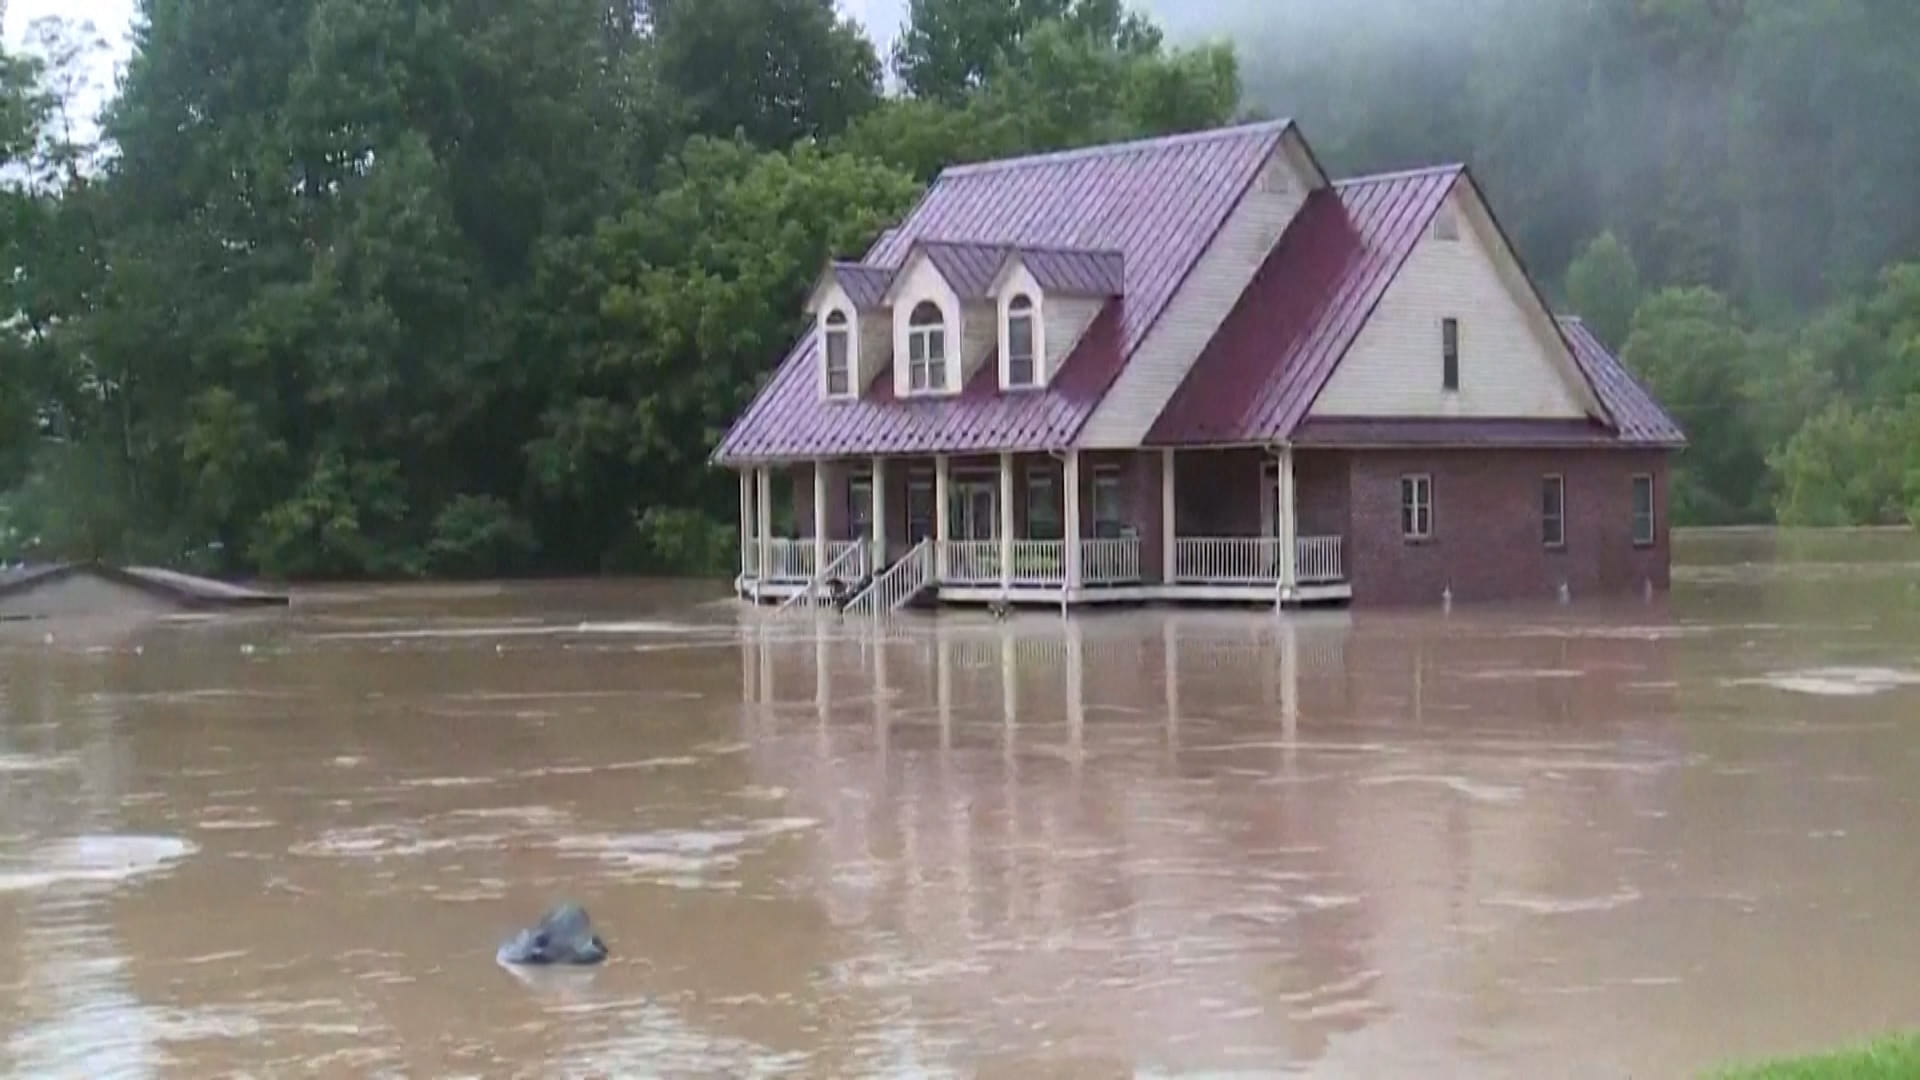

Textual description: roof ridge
[914,237,1126,259]
[1334,163,1467,187]
[939,120,1294,179]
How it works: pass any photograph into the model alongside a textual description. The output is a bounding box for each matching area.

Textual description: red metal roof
[826,262,893,309]
[1558,317,1688,446]
[714,121,1296,464]
[1144,166,1463,447]
[716,303,1127,460]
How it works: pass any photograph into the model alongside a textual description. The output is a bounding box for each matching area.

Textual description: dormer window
[1007,294,1037,388]
[908,301,947,392]
[823,310,852,397]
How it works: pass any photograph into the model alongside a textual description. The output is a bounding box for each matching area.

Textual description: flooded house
[712,120,1686,611]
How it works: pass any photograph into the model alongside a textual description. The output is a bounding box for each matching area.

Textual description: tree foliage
[1,0,1248,576]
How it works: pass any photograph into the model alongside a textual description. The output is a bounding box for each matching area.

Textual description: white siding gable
[888,255,965,397]
[1312,185,1600,421]
[1079,129,1320,448]
[1045,297,1103,382]
[858,307,890,392]
[960,299,996,388]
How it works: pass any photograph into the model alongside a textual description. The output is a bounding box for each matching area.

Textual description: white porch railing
[751,539,871,584]
[941,540,1001,584]
[1297,536,1344,585]
[1082,538,1142,585]
[1011,540,1067,584]
[847,540,934,616]
[762,539,813,583]
[1175,538,1285,585]
[1174,537,1345,585]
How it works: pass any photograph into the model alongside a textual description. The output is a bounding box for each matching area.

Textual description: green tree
[893,0,1161,102]
[1565,231,1642,349]
[1622,287,1768,525]
[517,139,920,567]
[647,0,880,148]
[1770,402,1913,527]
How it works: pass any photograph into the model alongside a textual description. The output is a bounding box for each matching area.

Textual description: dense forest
[1,0,1916,580]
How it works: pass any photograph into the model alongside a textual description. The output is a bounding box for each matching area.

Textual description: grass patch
[1710,1034,1920,1079]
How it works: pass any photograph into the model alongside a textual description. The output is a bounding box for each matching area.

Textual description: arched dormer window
[1006,294,1037,388]
[907,301,946,392]
[823,309,852,397]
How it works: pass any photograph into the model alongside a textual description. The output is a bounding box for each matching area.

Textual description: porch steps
[846,540,934,617]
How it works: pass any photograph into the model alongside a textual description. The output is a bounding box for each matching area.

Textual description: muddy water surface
[3,529,1920,1078]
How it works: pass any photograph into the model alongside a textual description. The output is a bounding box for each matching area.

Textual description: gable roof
[1145,165,1462,446]
[1146,166,1628,448]
[713,121,1301,464]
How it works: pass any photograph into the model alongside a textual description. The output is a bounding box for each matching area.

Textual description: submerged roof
[0,562,290,614]
[715,121,1299,463]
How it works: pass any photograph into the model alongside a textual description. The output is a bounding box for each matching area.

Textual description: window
[1400,475,1433,541]
[824,310,852,397]
[1442,317,1460,392]
[1632,474,1656,546]
[1433,207,1460,242]
[1025,467,1062,540]
[908,301,946,393]
[849,472,873,540]
[1092,465,1124,539]
[1007,294,1037,388]
[907,476,935,543]
[1542,475,1566,549]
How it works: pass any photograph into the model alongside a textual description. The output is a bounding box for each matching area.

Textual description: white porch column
[999,452,1015,593]
[813,460,829,580]
[1063,451,1083,591]
[1161,449,1177,584]
[934,454,951,580]
[871,456,888,570]
[755,467,773,597]
[1275,447,1298,599]
[738,470,753,582]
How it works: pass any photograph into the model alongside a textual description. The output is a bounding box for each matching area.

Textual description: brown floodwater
[3,529,1919,1078]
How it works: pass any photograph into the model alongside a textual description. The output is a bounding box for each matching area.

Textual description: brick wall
[1345,448,1672,607]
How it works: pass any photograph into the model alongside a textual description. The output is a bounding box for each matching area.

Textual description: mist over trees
[1181,0,1920,525]
[1,0,1917,579]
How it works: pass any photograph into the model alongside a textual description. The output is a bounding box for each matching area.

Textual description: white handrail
[1175,538,1285,584]
[941,540,1001,584]
[1010,539,1067,584]
[1297,536,1343,584]
[1173,536,1345,585]
[1081,538,1141,585]
[777,542,868,614]
[846,540,934,617]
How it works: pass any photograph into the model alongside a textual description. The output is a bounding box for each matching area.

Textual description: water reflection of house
[735,605,1680,1071]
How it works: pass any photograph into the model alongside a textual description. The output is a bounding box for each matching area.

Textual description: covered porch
[735,447,1351,611]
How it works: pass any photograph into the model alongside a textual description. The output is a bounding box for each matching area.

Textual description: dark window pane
[1442,318,1460,391]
